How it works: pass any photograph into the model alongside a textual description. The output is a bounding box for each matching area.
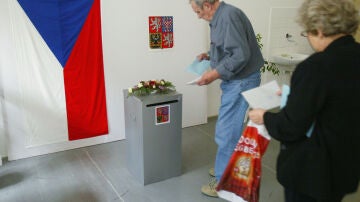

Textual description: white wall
[268,7,313,56]
[101,0,210,129]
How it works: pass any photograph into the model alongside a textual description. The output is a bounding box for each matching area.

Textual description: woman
[249,0,360,201]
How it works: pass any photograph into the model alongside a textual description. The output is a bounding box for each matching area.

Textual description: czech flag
[9,0,108,146]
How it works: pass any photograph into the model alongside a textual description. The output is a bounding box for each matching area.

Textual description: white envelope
[242,80,281,110]
[186,76,201,85]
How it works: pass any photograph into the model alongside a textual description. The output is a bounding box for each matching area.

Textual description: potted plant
[256,33,280,75]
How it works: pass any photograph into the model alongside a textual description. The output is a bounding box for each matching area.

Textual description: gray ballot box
[123,90,182,185]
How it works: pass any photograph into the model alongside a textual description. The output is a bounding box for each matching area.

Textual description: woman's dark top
[264,35,360,200]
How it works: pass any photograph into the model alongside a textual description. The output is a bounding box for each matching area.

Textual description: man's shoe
[201,177,218,198]
[209,167,215,177]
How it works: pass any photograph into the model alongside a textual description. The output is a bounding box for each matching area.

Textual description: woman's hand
[248,109,266,125]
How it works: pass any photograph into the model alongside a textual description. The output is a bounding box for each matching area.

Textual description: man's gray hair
[189,0,218,8]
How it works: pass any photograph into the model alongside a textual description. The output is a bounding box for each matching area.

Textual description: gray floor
[0,117,359,202]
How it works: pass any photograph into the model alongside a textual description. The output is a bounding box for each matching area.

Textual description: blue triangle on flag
[17,0,94,67]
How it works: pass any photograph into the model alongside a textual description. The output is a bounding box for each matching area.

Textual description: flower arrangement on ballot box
[128,79,175,97]
[216,120,271,202]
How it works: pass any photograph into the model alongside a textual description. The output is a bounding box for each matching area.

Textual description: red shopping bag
[216,121,270,202]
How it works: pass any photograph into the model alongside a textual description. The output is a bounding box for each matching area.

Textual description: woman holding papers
[249,0,360,201]
[189,0,264,197]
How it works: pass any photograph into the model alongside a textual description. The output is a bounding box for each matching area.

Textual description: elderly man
[189,0,263,197]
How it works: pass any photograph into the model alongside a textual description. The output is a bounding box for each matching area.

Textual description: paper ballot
[186,59,210,76]
[186,59,210,85]
[242,80,281,110]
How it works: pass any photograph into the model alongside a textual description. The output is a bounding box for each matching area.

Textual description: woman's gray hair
[189,0,217,8]
[297,0,360,36]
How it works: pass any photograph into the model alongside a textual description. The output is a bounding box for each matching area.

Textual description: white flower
[128,88,133,93]
[137,83,143,88]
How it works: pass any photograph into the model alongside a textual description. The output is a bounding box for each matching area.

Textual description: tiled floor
[0,117,359,202]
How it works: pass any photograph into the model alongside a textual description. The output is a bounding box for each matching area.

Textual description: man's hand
[196,69,220,86]
[197,53,210,61]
